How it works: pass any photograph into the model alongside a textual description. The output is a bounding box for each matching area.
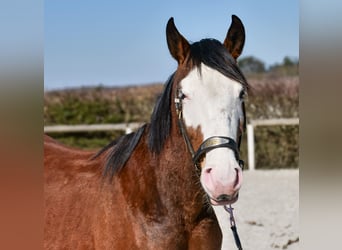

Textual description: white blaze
[180,63,244,195]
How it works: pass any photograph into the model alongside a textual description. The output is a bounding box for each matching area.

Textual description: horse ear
[223,15,245,60]
[166,17,190,65]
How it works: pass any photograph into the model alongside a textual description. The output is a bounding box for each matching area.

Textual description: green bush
[44,76,299,168]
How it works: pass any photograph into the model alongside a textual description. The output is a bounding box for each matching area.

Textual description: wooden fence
[44,118,299,170]
[246,118,299,170]
[44,122,142,134]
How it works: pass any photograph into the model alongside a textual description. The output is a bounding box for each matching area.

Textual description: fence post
[125,126,132,134]
[247,124,255,171]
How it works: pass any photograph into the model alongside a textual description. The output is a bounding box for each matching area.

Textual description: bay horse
[45,15,248,250]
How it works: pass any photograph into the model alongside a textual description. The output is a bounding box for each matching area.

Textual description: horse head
[166,15,248,206]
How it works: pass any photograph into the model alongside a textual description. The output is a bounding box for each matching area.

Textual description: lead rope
[224,204,243,250]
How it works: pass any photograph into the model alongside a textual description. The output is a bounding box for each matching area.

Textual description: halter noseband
[174,87,244,170]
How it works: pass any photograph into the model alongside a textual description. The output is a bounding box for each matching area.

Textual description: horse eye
[179,91,187,100]
[239,90,245,99]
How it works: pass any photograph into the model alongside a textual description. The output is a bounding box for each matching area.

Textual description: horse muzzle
[201,160,243,206]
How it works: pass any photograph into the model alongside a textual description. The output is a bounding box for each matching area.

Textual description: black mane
[94,75,174,180]
[96,39,248,180]
[95,124,146,179]
[148,74,174,153]
[189,39,248,88]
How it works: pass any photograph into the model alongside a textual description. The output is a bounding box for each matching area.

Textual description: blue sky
[45,0,298,90]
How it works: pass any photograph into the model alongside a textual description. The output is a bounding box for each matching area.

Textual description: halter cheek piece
[174,88,244,170]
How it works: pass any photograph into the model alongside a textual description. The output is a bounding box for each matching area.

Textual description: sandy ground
[213,169,299,250]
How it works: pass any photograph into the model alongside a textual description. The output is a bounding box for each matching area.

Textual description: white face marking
[181,63,244,146]
[180,63,244,199]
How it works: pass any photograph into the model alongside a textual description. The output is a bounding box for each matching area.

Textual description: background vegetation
[44,57,299,169]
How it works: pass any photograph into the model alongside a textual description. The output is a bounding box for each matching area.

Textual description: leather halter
[174,87,244,170]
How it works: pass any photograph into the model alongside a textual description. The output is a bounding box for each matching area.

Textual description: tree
[238,56,266,74]
[268,56,299,76]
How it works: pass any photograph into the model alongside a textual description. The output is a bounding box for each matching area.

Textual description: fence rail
[249,118,299,126]
[44,122,142,134]
[44,118,299,170]
[247,118,299,171]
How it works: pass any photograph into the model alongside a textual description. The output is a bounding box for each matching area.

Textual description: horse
[44,15,248,250]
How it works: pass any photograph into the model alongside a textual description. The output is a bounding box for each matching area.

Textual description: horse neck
[154,94,206,211]
[116,78,206,222]
[148,124,205,220]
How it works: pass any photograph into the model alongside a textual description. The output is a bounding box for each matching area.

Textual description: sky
[44,0,298,91]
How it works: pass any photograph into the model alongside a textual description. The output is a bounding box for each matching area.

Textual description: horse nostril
[205,168,212,174]
[234,168,239,187]
[216,194,231,202]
